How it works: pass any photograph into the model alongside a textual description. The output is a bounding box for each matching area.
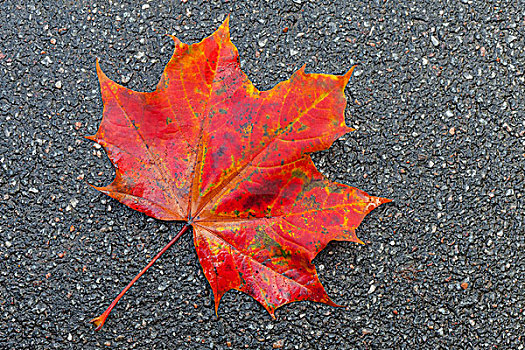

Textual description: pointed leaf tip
[95,59,110,85]
[354,236,366,245]
[293,64,307,79]
[328,299,344,308]
[364,195,392,216]
[216,15,230,38]
[345,125,356,133]
[342,65,357,86]
[88,184,108,194]
[95,58,102,75]
[223,14,230,28]
[380,197,393,204]
[167,34,182,46]
[214,295,221,316]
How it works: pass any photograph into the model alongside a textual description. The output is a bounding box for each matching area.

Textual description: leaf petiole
[90,223,191,331]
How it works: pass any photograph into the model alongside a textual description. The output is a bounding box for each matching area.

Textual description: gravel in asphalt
[0,1,523,349]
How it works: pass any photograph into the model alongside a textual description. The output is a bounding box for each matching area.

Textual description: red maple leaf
[88,17,390,330]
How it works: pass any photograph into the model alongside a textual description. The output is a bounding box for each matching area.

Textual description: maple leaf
[88,16,390,330]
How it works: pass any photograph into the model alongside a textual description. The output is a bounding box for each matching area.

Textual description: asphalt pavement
[1,1,524,349]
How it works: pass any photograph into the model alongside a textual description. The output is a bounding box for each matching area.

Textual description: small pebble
[41,56,52,66]
[506,35,517,43]
[272,339,284,349]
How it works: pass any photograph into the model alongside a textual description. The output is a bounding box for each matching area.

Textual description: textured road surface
[1,1,524,349]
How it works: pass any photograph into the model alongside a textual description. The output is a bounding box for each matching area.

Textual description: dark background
[1,0,523,349]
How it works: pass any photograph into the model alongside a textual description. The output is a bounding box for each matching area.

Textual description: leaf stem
[90,224,191,331]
